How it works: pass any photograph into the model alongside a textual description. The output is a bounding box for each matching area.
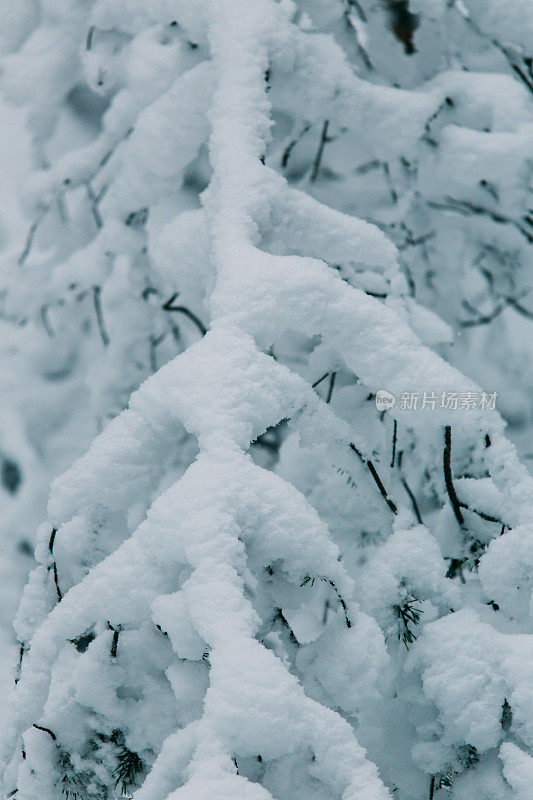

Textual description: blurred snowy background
[0,97,30,694]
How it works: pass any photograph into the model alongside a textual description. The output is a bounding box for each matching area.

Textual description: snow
[500,743,533,800]
[2,0,533,799]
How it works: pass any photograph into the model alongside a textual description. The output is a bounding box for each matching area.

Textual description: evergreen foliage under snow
[0,1,533,799]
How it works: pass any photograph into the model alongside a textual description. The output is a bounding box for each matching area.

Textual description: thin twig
[442,432,507,529]
[326,580,352,628]
[92,285,110,346]
[428,198,533,244]
[401,477,423,524]
[97,127,134,171]
[450,0,533,94]
[162,293,207,336]
[149,333,166,373]
[49,528,57,554]
[33,724,56,741]
[350,443,398,514]
[15,643,24,685]
[356,159,381,175]
[108,624,121,658]
[443,426,465,528]
[301,576,352,628]
[507,296,533,319]
[281,123,311,169]
[382,162,398,203]
[312,372,330,389]
[49,527,62,600]
[18,209,48,266]
[391,419,398,468]
[459,301,506,327]
[326,371,336,403]
[310,120,331,183]
[459,503,502,525]
[52,563,62,602]
[344,1,374,70]
[461,293,533,328]
[85,183,103,229]
[40,306,54,337]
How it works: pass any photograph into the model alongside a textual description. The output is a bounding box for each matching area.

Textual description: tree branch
[162,293,207,336]
[401,477,423,524]
[350,443,398,514]
[443,426,465,529]
[33,724,57,741]
[310,120,331,183]
[326,371,336,403]
[92,285,110,346]
[391,419,397,468]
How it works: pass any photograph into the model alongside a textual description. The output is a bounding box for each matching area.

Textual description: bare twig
[459,502,502,525]
[443,426,465,529]
[326,371,336,403]
[310,120,331,183]
[401,477,423,524]
[507,296,533,319]
[18,208,48,266]
[15,643,24,685]
[326,579,352,628]
[428,198,533,244]
[40,305,54,337]
[162,293,207,336]
[281,123,311,169]
[52,562,62,602]
[460,300,506,327]
[355,159,381,175]
[47,527,62,601]
[49,528,57,554]
[108,623,121,658]
[85,183,103,229]
[391,419,398,468]
[97,127,134,171]
[92,285,110,346]
[303,575,352,628]
[312,372,330,389]
[344,1,374,70]
[461,293,533,327]
[150,333,166,372]
[350,443,398,514]
[33,724,56,741]
[449,0,533,94]
[382,162,398,204]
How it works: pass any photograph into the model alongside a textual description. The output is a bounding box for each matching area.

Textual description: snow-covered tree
[1,2,533,800]
[292,0,533,445]
[0,0,210,665]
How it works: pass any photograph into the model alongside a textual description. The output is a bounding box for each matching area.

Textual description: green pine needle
[113,747,143,794]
